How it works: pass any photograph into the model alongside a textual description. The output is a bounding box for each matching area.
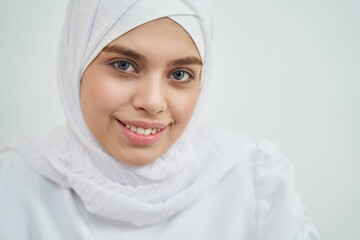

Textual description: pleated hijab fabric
[10,0,254,227]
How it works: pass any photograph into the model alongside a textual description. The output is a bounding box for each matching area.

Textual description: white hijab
[12,0,252,227]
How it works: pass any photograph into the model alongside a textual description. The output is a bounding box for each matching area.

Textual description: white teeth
[130,125,137,132]
[136,127,145,135]
[124,123,162,135]
[144,128,152,136]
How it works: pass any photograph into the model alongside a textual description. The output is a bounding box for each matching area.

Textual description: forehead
[107,18,201,60]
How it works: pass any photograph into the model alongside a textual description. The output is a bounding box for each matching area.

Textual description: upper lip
[118,120,168,129]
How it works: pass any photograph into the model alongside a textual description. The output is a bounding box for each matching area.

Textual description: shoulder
[0,147,61,200]
[190,127,318,239]
[193,127,318,240]
[247,139,318,240]
[0,147,85,239]
[0,148,32,181]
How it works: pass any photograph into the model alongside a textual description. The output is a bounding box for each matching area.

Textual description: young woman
[0,0,318,239]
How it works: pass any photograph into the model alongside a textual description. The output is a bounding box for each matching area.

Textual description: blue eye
[171,70,192,82]
[114,60,136,72]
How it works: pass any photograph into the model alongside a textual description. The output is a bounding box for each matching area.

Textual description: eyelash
[111,60,195,83]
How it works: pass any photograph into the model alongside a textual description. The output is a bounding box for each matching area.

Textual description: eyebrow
[103,44,203,66]
[169,56,203,66]
[103,45,146,61]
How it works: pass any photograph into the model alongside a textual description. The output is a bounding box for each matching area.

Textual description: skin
[80,18,202,166]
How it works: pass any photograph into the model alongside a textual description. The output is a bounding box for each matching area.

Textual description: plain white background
[0,0,359,239]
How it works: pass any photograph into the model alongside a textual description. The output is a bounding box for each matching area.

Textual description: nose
[132,74,167,115]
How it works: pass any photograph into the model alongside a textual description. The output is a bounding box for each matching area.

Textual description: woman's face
[80,18,202,166]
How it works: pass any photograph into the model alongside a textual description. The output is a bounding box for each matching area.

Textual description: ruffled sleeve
[252,140,318,240]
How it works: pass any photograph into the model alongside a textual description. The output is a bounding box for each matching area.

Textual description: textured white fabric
[0,139,318,239]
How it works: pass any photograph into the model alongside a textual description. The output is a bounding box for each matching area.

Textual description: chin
[112,151,160,166]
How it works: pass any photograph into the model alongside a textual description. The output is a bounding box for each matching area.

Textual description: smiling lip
[116,119,167,145]
[120,120,167,130]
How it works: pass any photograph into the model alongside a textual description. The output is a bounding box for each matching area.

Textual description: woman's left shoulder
[247,139,319,240]
[196,127,319,240]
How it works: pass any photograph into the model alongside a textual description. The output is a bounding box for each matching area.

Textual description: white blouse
[0,135,317,240]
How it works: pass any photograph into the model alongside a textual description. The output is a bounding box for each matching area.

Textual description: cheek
[170,88,200,126]
[81,74,129,118]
